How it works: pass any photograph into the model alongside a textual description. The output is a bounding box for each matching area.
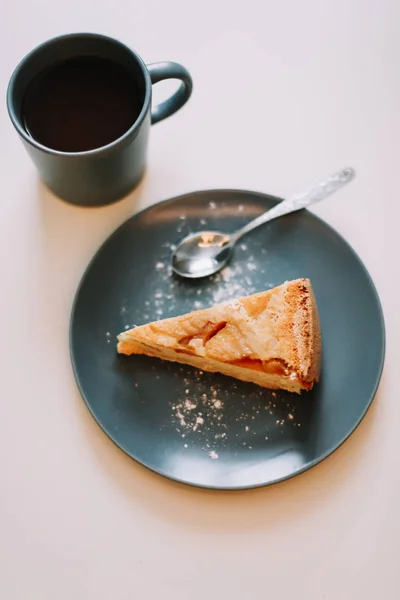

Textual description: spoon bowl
[171,168,356,279]
[172,231,232,278]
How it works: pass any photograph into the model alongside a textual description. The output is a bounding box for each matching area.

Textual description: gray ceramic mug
[6,33,193,206]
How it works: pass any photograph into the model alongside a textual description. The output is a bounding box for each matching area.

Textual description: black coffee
[22,56,143,152]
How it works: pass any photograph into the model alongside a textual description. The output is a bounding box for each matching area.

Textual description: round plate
[70,190,385,489]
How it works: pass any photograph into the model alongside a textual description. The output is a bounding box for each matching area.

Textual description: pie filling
[137,340,296,378]
[178,321,227,346]
[174,322,294,376]
[228,358,290,375]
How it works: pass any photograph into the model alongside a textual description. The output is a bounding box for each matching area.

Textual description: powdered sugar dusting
[116,237,270,327]
[170,369,302,459]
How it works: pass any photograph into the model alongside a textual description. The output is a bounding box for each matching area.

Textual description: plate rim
[69,188,386,490]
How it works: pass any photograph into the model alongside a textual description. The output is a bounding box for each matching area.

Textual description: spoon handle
[233,167,356,242]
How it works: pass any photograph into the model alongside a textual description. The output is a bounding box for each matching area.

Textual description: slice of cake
[117,278,321,393]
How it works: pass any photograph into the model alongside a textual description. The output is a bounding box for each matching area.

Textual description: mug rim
[6,32,152,157]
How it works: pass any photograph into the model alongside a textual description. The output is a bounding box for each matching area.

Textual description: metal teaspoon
[171,167,356,279]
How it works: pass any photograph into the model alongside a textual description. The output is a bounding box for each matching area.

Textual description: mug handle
[147,62,193,125]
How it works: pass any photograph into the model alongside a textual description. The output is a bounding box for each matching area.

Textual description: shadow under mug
[6,33,193,207]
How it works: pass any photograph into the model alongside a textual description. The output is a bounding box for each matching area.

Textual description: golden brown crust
[276,278,321,384]
[117,278,321,393]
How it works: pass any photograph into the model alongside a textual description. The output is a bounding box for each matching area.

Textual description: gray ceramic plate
[70,190,385,489]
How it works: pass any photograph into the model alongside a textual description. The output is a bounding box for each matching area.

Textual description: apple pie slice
[117,278,321,393]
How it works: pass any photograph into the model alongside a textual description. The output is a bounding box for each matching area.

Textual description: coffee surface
[23,56,142,152]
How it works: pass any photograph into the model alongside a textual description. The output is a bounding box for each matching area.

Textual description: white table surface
[1,1,398,598]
